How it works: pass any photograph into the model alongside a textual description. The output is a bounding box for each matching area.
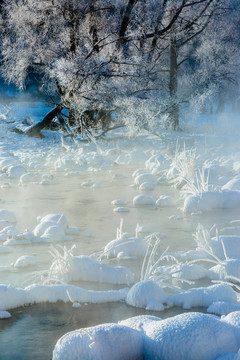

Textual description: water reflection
[0,302,207,360]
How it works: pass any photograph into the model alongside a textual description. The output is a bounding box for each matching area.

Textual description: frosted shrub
[140,234,194,292]
[167,144,198,189]
[192,224,240,285]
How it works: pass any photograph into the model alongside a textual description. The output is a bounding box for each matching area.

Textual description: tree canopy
[1,0,239,132]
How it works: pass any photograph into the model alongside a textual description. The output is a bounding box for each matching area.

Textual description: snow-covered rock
[135,173,158,186]
[13,255,37,268]
[139,182,154,191]
[103,236,147,259]
[183,191,240,214]
[53,323,143,360]
[133,195,156,206]
[126,280,168,311]
[155,195,176,207]
[53,312,240,360]
[7,164,26,178]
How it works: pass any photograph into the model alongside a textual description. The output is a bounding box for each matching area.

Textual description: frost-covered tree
[177,0,240,117]
[1,0,234,134]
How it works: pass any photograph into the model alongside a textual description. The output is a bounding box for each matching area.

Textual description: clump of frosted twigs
[182,167,210,197]
[42,244,76,284]
[191,224,240,289]
[192,223,221,264]
[141,234,193,292]
[169,143,198,189]
[169,143,211,198]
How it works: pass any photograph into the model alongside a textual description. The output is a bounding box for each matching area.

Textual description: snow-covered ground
[1,100,240,359]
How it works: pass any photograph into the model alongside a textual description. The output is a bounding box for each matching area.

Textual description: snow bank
[168,284,237,309]
[49,247,134,285]
[53,312,240,360]
[208,302,240,316]
[0,284,128,311]
[183,191,240,214]
[210,259,240,281]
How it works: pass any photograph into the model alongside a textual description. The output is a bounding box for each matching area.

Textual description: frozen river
[0,101,240,359]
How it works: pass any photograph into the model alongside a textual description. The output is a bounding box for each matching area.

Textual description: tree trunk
[169,7,179,130]
[14,105,62,137]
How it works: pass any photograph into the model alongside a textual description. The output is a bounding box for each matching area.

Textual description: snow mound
[126,280,168,311]
[49,247,134,285]
[155,195,176,207]
[139,182,154,191]
[183,191,240,214]
[133,195,156,206]
[208,302,240,316]
[53,312,240,360]
[19,172,38,184]
[169,284,238,309]
[0,311,11,319]
[142,312,239,360]
[53,323,143,360]
[103,236,147,259]
[13,255,37,268]
[135,173,157,186]
[7,164,25,178]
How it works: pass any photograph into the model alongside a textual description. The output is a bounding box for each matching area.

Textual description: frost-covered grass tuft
[140,234,194,292]
[44,244,76,284]
[168,143,198,189]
